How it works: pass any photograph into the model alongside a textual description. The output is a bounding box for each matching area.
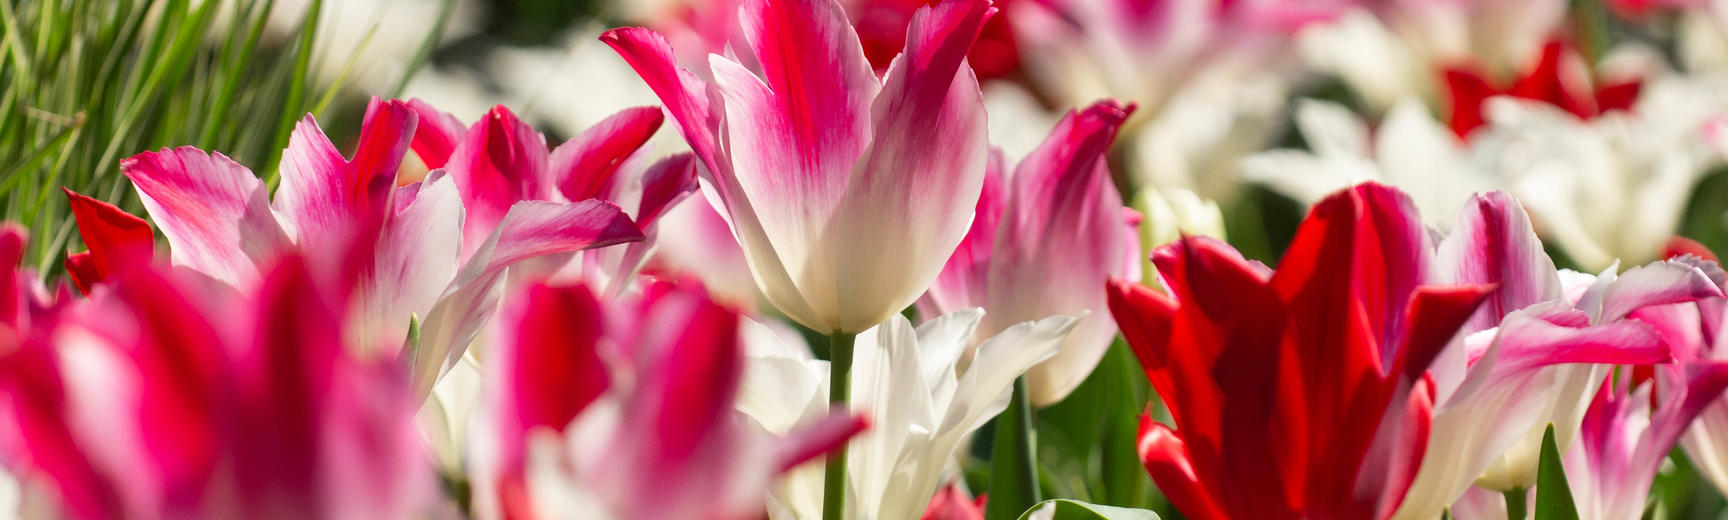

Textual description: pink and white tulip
[1392,192,1721,518]
[118,98,645,394]
[402,100,699,295]
[0,243,434,520]
[473,280,866,520]
[605,0,993,333]
[919,100,1140,406]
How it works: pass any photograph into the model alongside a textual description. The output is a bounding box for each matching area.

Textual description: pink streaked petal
[632,153,700,229]
[493,283,609,476]
[642,286,744,460]
[920,149,1005,319]
[772,411,869,472]
[600,28,726,182]
[405,98,468,169]
[361,172,464,354]
[273,99,416,244]
[602,27,818,325]
[830,0,993,332]
[722,0,878,209]
[410,200,642,395]
[1435,191,1564,334]
[444,105,554,259]
[121,147,289,288]
[1598,260,1727,323]
[921,483,984,520]
[551,106,665,203]
[996,100,1137,403]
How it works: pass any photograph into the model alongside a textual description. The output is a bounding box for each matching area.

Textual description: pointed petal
[831,0,994,332]
[1598,260,1726,322]
[550,106,664,203]
[121,147,289,288]
[443,106,553,259]
[772,411,869,472]
[61,188,154,293]
[405,98,468,169]
[273,99,417,244]
[1435,191,1564,333]
[1139,418,1228,520]
[989,100,1136,404]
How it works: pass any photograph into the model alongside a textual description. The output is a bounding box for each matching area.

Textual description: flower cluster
[9,0,1728,519]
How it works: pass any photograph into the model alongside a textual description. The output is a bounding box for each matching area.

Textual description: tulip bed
[11,0,1728,519]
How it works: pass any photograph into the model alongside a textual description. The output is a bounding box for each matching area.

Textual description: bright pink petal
[273,99,416,244]
[492,283,609,475]
[443,105,554,259]
[772,411,870,472]
[991,100,1136,403]
[920,483,985,520]
[1595,260,1726,323]
[551,105,665,203]
[406,98,468,169]
[121,147,289,288]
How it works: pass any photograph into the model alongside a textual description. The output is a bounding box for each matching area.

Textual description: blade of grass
[265,0,323,185]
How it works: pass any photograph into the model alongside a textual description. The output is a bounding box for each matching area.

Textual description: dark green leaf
[986,378,1042,520]
[1535,423,1579,520]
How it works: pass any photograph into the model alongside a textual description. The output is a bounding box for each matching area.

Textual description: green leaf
[1535,423,1579,520]
[985,378,1042,520]
[1016,499,1161,520]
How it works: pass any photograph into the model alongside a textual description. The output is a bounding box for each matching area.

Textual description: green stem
[983,377,1041,520]
[1505,487,1528,520]
[821,331,856,520]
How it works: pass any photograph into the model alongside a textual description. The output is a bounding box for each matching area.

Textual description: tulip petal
[443,106,554,259]
[121,147,289,288]
[830,0,993,332]
[1435,191,1564,333]
[61,188,154,294]
[273,99,416,244]
[493,283,609,475]
[550,105,665,203]
[406,98,468,169]
[1596,260,1725,323]
[919,150,1005,320]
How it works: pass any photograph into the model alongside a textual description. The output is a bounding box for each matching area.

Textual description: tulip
[604,0,992,335]
[1618,249,1728,503]
[0,243,434,520]
[115,98,645,395]
[918,100,1138,406]
[1567,362,1728,520]
[1107,183,1495,519]
[402,100,699,295]
[473,281,866,520]
[736,308,1078,519]
[1391,193,1718,518]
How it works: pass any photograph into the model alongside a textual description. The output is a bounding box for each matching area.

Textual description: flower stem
[1504,487,1528,520]
[821,330,857,520]
[983,377,1041,520]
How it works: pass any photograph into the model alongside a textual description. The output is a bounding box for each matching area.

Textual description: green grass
[0,0,447,277]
